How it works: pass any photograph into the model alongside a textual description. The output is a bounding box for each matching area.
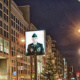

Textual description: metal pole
[34,54,37,80]
[40,61,41,80]
[31,56,32,80]
[16,55,18,80]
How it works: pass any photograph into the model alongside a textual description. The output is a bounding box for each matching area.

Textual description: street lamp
[19,37,25,43]
[78,49,80,55]
[78,29,80,33]
[20,39,25,43]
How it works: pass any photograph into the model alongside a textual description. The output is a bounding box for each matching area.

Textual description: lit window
[4,40,9,54]
[0,37,3,52]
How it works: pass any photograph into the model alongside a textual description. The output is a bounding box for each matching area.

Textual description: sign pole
[34,54,37,80]
[16,57,18,80]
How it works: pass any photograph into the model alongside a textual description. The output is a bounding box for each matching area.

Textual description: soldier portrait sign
[25,30,46,55]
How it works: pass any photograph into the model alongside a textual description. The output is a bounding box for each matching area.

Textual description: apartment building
[63,57,68,80]
[68,66,76,80]
[52,40,64,80]
[0,0,31,80]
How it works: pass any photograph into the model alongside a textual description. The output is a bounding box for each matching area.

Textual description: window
[4,40,9,54]
[11,20,13,26]
[0,3,2,9]
[4,0,8,6]
[18,20,19,24]
[4,30,6,37]
[4,14,6,20]
[0,10,2,17]
[7,16,8,22]
[6,9,8,15]
[0,20,2,27]
[4,23,8,31]
[14,16,15,21]
[11,13,13,19]
[4,14,8,22]
[3,0,6,3]
[14,31,15,36]
[16,18,17,23]
[0,37,3,52]
[11,29,13,34]
[11,14,15,21]
[7,0,8,6]
[4,23,6,30]
[11,36,13,41]
[4,6,6,12]
[7,25,8,31]
[11,45,15,56]
[4,30,8,38]
[20,22,21,26]
[7,32,8,38]
[11,35,15,42]
[13,22,15,28]
[18,26,19,31]
[16,24,17,30]
[4,7,8,15]
[0,28,3,35]
[22,24,23,28]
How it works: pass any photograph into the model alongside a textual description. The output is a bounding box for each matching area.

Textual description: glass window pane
[0,37,3,45]
[0,46,3,52]
[4,40,7,47]
[6,41,9,48]
[4,47,6,53]
[0,20,2,27]
[0,3,2,9]
[6,48,9,54]
[0,10,2,17]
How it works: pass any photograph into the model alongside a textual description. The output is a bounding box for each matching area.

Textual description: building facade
[63,57,68,80]
[0,0,31,80]
[68,66,76,80]
[52,40,64,80]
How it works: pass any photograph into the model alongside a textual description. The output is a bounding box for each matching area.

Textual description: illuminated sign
[13,71,17,76]
[71,78,75,80]
[21,76,24,78]
[25,30,46,55]
[44,76,47,78]
[32,74,35,78]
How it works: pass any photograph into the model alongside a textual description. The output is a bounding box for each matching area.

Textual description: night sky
[13,0,80,72]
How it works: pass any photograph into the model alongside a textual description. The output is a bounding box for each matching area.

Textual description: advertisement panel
[25,30,46,55]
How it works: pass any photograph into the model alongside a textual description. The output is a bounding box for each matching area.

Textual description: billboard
[25,30,46,55]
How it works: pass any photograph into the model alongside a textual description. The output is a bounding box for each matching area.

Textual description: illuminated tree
[41,52,56,80]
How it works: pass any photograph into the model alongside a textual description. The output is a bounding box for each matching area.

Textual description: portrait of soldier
[27,33,44,55]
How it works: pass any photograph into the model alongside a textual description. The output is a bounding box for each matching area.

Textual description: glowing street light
[78,29,80,33]
[78,49,80,55]
[21,39,25,42]
[78,0,80,2]
[19,38,25,43]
